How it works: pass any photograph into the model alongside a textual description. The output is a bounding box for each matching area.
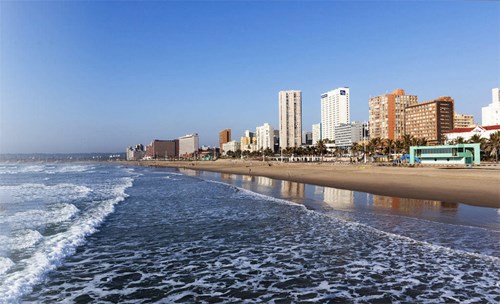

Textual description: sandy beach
[125,160,500,208]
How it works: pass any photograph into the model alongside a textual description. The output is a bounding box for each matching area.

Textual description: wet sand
[125,160,500,208]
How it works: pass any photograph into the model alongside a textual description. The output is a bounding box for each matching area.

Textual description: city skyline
[1,1,498,153]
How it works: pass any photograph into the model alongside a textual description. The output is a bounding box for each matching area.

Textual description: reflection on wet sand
[256,176,274,187]
[372,195,458,213]
[280,181,305,202]
[321,187,354,209]
[178,168,201,176]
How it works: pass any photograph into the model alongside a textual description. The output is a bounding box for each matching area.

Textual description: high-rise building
[256,123,274,150]
[279,90,302,149]
[312,123,321,145]
[178,134,199,157]
[405,97,454,145]
[321,87,350,141]
[482,88,500,126]
[145,139,178,159]
[219,129,231,151]
[454,113,475,129]
[369,89,418,140]
[334,122,369,148]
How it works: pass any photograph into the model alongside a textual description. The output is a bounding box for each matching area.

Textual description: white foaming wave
[205,179,500,263]
[0,203,79,230]
[0,177,134,302]
[0,183,92,204]
[0,230,44,251]
[0,258,14,276]
[45,165,95,174]
[0,164,93,175]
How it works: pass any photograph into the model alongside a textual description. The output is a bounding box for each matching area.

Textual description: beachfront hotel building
[240,130,257,152]
[312,123,321,145]
[178,134,199,158]
[219,129,231,151]
[454,113,475,129]
[126,144,145,161]
[482,88,500,126]
[369,89,418,140]
[334,121,368,148]
[321,87,350,141]
[279,90,302,149]
[222,140,241,155]
[404,96,454,145]
[256,123,274,150]
[145,139,178,159]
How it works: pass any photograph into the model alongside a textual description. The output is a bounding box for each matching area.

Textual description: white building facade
[222,140,241,155]
[444,125,500,143]
[312,123,321,145]
[334,121,368,148]
[321,87,350,141]
[256,123,274,150]
[482,88,500,126]
[178,133,199,157]
[279,90,302,149]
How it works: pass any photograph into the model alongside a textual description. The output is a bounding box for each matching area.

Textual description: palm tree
[394,139,404,155]
[369,137,382,156]
[384,138,395,156]
[455,136,466,144]
[402,134,414,154]
[416,137,428,147]
[468,134,482,144]
[316,140,327,161]
[485,131,500,162]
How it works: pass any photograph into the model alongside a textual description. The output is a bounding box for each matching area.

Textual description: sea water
[0,163,498,303]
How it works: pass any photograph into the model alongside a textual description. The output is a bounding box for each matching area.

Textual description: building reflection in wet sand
[178,168,201,176]
[256,176,274,187]
[372,195,458,213]
[280,181,305,202]
[321,187,354,209]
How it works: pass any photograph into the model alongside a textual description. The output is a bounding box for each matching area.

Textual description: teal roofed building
[409,143,480,165]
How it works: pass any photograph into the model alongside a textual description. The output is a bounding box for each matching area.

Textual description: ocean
[0,163,498,303]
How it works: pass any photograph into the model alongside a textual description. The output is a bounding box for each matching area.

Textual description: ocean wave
[0,258,14,276]
[0,230,44,252]
[0,164,93,175]
[0,177,134,302]
[0,183,92,205]
[0,203,80,230]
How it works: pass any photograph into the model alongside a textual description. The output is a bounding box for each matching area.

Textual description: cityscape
[127,87,500,164]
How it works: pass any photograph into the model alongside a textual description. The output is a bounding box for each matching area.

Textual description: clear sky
[1,0,499,153]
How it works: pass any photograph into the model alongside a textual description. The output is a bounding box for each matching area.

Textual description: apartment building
[369,89,418,140]
[405,97,454,145]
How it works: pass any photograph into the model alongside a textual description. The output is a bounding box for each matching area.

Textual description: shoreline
[125,160,500,209]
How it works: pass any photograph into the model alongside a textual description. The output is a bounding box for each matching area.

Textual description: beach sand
[126,160,500,208]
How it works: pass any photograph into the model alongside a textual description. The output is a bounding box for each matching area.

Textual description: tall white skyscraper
[279,90,302,149]
[482,88,500,126]
[312,123,321,145]
[256,123,274,150]
[321,87,350,141]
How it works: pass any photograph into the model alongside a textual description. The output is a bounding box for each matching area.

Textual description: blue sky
[1,1,498,153]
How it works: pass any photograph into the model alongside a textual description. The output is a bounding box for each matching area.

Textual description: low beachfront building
[126,144,145,161]
[444,125,500,143]
[222,140,241,155]
[409,143,480,165]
